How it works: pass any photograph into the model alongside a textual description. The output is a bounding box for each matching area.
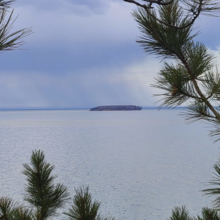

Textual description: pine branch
[152,62,202,107]
[183,101,216,124]
[0,0,15,9]
[132,0,220,141]
[167,206,193,220]
[0,197,33,220]
[199,68,220,102]
[124,0,220,29]
[23,150,70,220]
[132,2,198,59]
[203,161,220,210]
[179,53,220,120]
[0,9,33,51]
[0,197,19,219]
[197,207,220,220]
[64,186,114,220]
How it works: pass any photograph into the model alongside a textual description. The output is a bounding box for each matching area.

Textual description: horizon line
[0,106,188,111]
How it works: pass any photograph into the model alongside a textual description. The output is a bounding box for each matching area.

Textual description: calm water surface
[0,109,219,220]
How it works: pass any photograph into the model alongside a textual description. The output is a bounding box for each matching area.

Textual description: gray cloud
[2,1,143,73]
[0,0,218,108]
[0,40,145,75]
[14,0,124,15]
[0,67,155,108]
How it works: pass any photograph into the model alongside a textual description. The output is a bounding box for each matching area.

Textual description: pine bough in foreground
[131,0,220,142]
[0,150,114,220]
[2,150,220,220]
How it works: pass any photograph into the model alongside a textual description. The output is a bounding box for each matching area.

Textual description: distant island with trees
[90,105,142,111]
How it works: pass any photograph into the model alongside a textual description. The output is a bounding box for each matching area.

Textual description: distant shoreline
[0,106,188,111]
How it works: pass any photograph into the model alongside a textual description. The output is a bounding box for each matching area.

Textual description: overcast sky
[0,0,219,108]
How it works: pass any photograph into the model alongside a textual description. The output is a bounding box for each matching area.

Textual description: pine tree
[123,0,220,141]
[122,0,220,219]
[22,150,70,220]
[64,186,114,220]
[167,206,220,220]
[0,150,113,220]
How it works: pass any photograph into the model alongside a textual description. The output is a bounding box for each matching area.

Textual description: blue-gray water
[0,109,219,220]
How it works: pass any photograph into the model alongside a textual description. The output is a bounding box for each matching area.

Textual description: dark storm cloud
[3,0,142,74]
[0,0,155,108]
[0,40,144,74]
[0,0,218,108]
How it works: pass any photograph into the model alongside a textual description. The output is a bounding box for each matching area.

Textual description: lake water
[0,109,219,220]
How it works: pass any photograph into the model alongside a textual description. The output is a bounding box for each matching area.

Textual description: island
[90,105,142,111]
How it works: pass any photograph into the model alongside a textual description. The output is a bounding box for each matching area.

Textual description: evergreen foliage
[0,150,113,220]
[64,186,114,220]
[131,0,220,141]
[2,149,220,220]
[22,150,70,220]
[122,0,220,219]
[167,206,220,220]
[124,0,220,29]
[0,197,33,220]
[0,0,32,52]
[167,206,193,220]
[0,0,15,9]
[197,207,220,220]
[203,160,220,211]
[64,186,100,220]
